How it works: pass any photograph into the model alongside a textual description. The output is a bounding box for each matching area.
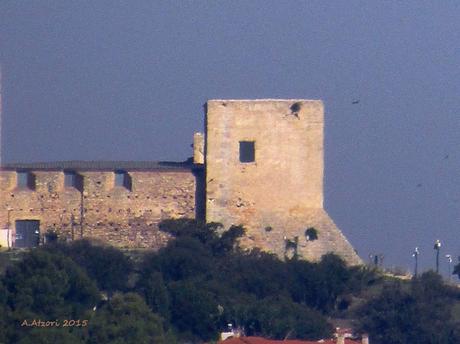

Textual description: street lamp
[434,240,441,273]
[446,254,452,282]
[412,247,420,277]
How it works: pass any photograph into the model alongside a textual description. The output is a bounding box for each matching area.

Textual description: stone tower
[202,99,361,265]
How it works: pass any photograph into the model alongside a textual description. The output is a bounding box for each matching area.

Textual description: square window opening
[114,171,132,191]
[64,171,83,191]
[64,171,76,187]
[17,171,36,190]
[239,141,255,163]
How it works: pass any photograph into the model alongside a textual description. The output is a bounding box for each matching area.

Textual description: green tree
[238,296,333,340]
[210,225,245,255]
[0,279,11,343]
[87,292,168,344]
[16,328,84,344]
[169,281,220,342]
[286,253,357,313]
[4,250,99,318]
[224,249,288,299]
[136,219,377,341]
[285,258,317,306]
[158,218,221,245]
[358,283,416,344]
[153,236,214,281]
[358,271,460,344]
[2,249,99,343]
[137,271,170,321]
[48,240,133,296]
[158,219,244,257]
[313,253,352,312]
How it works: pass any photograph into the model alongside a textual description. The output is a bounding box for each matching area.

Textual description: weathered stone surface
[205,99,362,265]
[233,208,361,265]
[0,169,195,249]
[193,133,205,164]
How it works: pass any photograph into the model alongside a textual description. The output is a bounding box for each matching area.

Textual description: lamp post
[412,247,420,277]
[434,240,441,273]
[446,254,452,282]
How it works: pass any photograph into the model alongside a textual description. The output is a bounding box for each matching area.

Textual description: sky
[1,1,459,276]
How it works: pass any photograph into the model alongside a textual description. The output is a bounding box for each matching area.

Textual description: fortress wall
[0,169,196,248]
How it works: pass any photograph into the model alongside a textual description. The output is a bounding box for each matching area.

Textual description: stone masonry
[204,100,362,265]
[0,162,196,249]
[0,99,362,265]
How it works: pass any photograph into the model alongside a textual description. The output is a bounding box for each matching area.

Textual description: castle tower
[203,99,361,265]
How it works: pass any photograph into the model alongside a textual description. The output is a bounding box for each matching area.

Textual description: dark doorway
[15,220,40,248]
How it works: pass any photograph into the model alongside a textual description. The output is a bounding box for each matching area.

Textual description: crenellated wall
[0,167,196,249]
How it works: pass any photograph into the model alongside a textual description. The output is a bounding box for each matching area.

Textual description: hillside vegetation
[0,219,459,344]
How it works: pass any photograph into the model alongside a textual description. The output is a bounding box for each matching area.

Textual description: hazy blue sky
[1,1,459,275]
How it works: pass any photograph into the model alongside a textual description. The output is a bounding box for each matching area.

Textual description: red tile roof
[218,336,361,344]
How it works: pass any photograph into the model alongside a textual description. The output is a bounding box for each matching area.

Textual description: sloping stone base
[235,208,362,266]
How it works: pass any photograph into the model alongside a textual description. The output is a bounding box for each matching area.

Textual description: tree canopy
[358,271,460,344]
[2,219,458,343]
[87,293,167,344]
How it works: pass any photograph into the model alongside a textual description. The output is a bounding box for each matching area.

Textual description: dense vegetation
[357,271,460,344]
[0,219,459,343]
